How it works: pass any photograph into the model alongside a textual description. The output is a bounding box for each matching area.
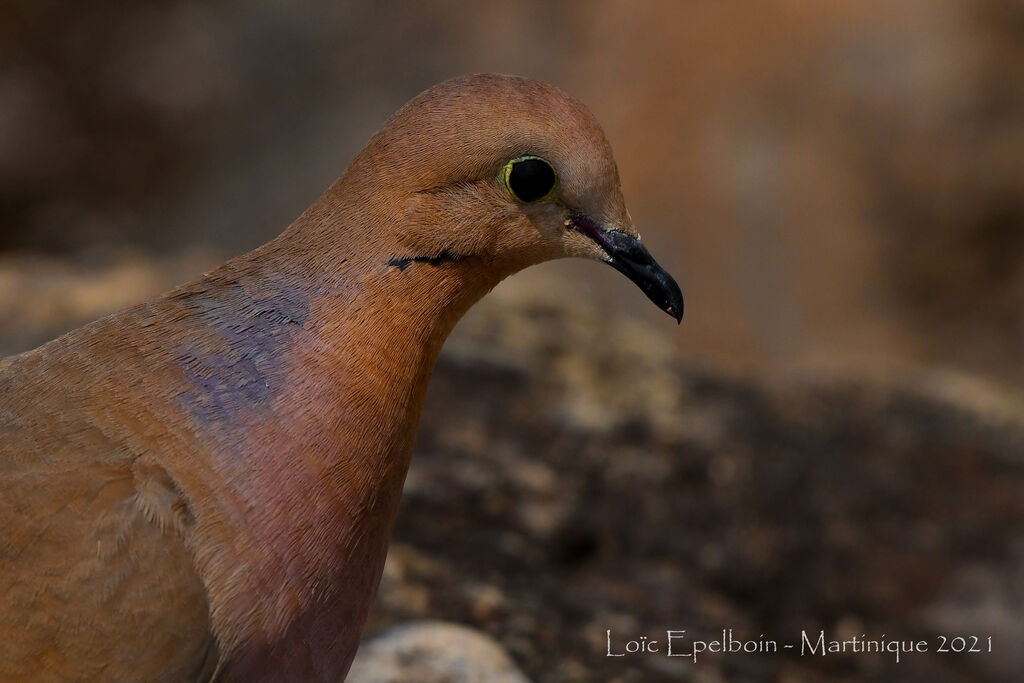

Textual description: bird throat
[182,248,502,679]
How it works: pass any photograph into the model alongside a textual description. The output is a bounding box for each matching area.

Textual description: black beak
[568,214,684,323]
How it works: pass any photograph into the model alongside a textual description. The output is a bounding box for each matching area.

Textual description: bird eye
[502,156,558,203]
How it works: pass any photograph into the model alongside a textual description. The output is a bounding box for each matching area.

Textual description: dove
[0,74,682,681]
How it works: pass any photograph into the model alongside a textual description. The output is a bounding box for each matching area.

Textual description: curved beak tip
[566,214,684,325]
[601,229,684,325]
[666,300,684,324]
[658,282,684,324]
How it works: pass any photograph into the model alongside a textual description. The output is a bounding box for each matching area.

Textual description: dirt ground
[371,279,1024,683]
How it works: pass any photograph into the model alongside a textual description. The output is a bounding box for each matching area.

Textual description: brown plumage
[0,74,682,681]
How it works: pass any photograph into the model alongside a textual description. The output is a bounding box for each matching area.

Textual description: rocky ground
[369,280,1024,683]
[3,253,1023,682]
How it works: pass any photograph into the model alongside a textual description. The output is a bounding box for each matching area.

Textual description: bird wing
[0,333,219,682]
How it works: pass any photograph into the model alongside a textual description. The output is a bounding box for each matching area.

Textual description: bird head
[343,73,683,322]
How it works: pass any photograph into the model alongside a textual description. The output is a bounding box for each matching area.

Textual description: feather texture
[0,74,678,681]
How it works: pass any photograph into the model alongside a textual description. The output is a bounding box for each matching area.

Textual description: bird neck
[198,197,519,677]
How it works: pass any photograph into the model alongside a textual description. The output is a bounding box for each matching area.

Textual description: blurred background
[2,1,1023,682]
[3,0,1022,383]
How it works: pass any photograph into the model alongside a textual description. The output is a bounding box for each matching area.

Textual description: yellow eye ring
[501,155,559,204]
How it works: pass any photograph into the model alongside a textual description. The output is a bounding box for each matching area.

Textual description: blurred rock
[348,621,531,683]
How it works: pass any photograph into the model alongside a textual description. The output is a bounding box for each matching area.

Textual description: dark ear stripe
[386,251,462,271]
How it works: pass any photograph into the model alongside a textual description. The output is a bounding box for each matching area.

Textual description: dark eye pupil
[509,158,555,202]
